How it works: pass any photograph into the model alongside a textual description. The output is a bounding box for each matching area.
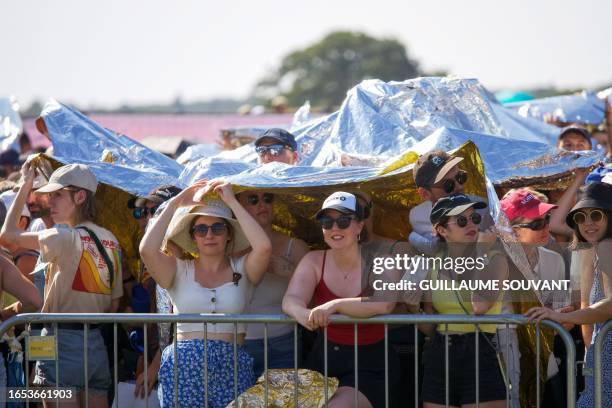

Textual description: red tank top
[313,251,384,345]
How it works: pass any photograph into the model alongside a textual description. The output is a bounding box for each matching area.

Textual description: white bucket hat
[165,199,250,255]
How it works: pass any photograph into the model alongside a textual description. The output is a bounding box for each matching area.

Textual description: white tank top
[168,255,250,334]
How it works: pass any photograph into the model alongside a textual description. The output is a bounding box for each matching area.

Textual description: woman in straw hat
[139,179,271,408]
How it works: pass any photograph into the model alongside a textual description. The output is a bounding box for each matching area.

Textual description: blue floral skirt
[158,339,254,408]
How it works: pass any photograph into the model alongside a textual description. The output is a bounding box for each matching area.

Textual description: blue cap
[255,128,297,151]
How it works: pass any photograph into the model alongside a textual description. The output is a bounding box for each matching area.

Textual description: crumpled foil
[39,99,184,280]
[506,90,606,125]
[226,369,339,408]
[0,96,23,152]
[205,77,599,182]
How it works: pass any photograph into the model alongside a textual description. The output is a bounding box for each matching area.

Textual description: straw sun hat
[165,199,250,255]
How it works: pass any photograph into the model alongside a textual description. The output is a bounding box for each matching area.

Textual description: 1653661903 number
[6,388,75,402]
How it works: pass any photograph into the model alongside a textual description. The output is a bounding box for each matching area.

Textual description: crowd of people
[0,115,608,408]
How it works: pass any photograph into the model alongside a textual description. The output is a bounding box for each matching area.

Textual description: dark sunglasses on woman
[246,193,274,206]
[191,222,227,237]
[318,215,355,230]
[434,170,468,194]
[447,212,481,228]
[573,209,606,225]
[513,214,551,231]
[133,206,159,220]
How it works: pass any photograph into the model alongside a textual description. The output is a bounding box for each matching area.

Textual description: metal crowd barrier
[593,319,612,408]
[0,313,576,408]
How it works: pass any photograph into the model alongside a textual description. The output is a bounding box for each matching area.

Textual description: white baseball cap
[0,191,30,218]
[315,191,358,219]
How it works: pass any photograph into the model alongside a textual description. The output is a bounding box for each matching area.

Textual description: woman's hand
[294,308,315,331]
[209,180,238,206]
[174,179,208,207]
[134,356,160,398]
[525,306,572,324]
[308,300,338,329]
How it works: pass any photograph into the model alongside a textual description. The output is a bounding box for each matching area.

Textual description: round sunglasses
[191,222,228,237]
[318,215,355,230]
[573,209,606,225]
[246,193,274,206]
[446,212,482,228]
[133,206,159,220]
[433,170,468,194]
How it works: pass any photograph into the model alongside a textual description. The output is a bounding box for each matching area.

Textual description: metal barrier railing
[593,319,612,408]
[0,313,576,408]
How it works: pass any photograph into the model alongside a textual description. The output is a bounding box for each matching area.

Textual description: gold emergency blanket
[226,369,339,408]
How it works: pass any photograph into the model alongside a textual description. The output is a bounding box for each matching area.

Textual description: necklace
[339,246,361,280]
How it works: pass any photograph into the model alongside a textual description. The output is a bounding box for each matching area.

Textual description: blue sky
[2,0,611,108]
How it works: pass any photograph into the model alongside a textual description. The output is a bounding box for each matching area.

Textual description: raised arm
[0,162,41,251]
[140,180,207,289]
[211,180,271,285]
[605,99,612,158]
[549,168,588,237]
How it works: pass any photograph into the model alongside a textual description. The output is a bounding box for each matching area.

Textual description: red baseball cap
[500,189,557,223]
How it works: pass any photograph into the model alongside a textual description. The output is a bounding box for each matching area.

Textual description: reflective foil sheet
[227,369,339,408]
[40,99,185,279]
[0,96,23,152]
[506,90,606,125]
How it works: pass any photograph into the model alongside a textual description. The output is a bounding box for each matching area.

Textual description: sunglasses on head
[433,170,468,194]
[318,215,355,230]
[447,212,481,228]
[133,206,159,220]
[246,193,274,206]
[573,209,606,225]
[191,222,228,237]
[513,214,550,231]
[255,144,292,156]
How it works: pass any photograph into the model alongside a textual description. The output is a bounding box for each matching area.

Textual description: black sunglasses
[513,214,551,231]
[246,193,274,206]
[255,144,292,156]
[133,206,159,220]
[318,215,355,230]
[447,212,482,228]
[573,209,606,225]
[191,222,228,237]
[434,170,468,194]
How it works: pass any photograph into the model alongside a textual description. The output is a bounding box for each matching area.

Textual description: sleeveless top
[246,238,295,339]
[577,253,612,408]
[168,255,250,334]
[313,251,384,345]
[431,250,503,334]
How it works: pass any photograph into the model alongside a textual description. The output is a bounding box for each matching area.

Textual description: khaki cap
[36,164,98,194]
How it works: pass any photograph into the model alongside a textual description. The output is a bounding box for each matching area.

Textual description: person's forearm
[332,297,395,318]
[282,294,309,318]
[605,102,612,158]
[226,199,271,254]
[566,298,612,325]
[549,174,585,236]
[140,198,179,258]
[0,181,32,242]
